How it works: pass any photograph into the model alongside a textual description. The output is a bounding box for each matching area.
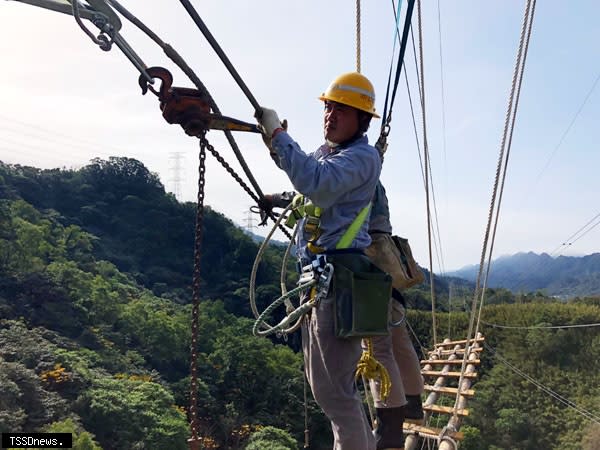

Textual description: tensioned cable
[413,19,448,281]
[0,114,138,158]
[452,0,536,423]
[390,2,447,280]
[106,0,266,202]
[380,0,416,130]
[555,219,600,247]
[464,0,534,362]
[356,0,361,73]
[381,0,404,134]
[407,21,447,281]
[436,0,448,205]
[435,0,449,280]
[177,0,260,113]
[532,71,600,188]
[416,0,438,347]
[485,343,600,424]
[550,210,600,257]
[482,320,600,330]
[475,0,537,339]
[104,0,295,241]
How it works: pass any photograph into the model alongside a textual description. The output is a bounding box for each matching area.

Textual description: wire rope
[356,0,361,73]
[415,0,438,347]
[107,0,267,204]
[475,0,537,338]
[452,0,537,424]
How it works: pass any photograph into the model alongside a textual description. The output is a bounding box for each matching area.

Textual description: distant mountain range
[447,252,600,298]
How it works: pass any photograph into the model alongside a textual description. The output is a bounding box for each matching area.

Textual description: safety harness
[259,195,392,400]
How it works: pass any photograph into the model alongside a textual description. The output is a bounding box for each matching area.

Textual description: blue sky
[1,0,598,271]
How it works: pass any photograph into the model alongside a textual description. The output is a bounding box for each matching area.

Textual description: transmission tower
[244,207,258,233]
[168,152,184,200]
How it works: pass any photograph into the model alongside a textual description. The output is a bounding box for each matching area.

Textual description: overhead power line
[533,71,600,187]
[550,210,600,257]
[486,343,600,425]
[482,320,600,330]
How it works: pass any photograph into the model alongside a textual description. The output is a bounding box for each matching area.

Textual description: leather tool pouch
[391,236,425,288]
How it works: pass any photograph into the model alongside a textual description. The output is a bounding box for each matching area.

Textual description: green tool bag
[329,252,392,338]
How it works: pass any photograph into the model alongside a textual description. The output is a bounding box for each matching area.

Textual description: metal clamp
[314,262,334,302]
[297,255,332,301]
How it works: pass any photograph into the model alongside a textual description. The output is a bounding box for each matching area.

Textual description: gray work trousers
[302,297,376,450]
[368,301,424,407]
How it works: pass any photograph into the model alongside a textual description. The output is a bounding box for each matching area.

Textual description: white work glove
[255,107,288,155]
[255,107,284,137]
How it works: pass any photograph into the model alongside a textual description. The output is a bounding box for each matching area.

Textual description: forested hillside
[449,252,600,298]
[1,159,599,449]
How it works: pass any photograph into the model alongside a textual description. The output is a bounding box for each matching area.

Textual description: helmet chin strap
[326,139,340,148]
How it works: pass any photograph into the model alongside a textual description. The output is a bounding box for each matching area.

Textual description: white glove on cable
[255,107,284,137]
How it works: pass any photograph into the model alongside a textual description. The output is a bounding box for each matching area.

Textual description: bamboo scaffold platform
[403,333,485,450]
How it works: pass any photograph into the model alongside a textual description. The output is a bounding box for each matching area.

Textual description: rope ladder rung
[422,404,470,417]
[421,370,478,378]
[421,359,481,365]
[423,384,475,397]
[434,336,485,348]
[403,423,465,441]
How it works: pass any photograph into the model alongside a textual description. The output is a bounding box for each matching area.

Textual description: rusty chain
[203,139,293,240]
[188,133,295,448]
[188,133,208,448]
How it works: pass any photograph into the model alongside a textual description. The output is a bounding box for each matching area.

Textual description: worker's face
[323,101,360,144]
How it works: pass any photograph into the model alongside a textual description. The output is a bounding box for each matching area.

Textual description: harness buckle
[303,215,321,233]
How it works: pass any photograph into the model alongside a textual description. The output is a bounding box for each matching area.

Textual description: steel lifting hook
[139,66,172,98]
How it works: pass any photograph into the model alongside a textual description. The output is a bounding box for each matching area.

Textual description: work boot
[373,406,405,450]
[404,394,425,424]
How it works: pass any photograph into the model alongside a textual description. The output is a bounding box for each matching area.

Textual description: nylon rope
[356,0,361,73]
[450,0,536,424]
[416,0,438,347]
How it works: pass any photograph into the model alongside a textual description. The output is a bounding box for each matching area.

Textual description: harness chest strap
[287,193,372,252]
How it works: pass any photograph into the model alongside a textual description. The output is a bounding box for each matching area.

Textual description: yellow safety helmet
[318,72,380,118]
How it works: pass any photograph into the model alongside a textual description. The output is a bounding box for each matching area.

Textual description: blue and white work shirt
[271,132,382,260]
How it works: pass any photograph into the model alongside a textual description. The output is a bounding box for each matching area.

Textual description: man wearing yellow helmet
[256,72,387,450]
